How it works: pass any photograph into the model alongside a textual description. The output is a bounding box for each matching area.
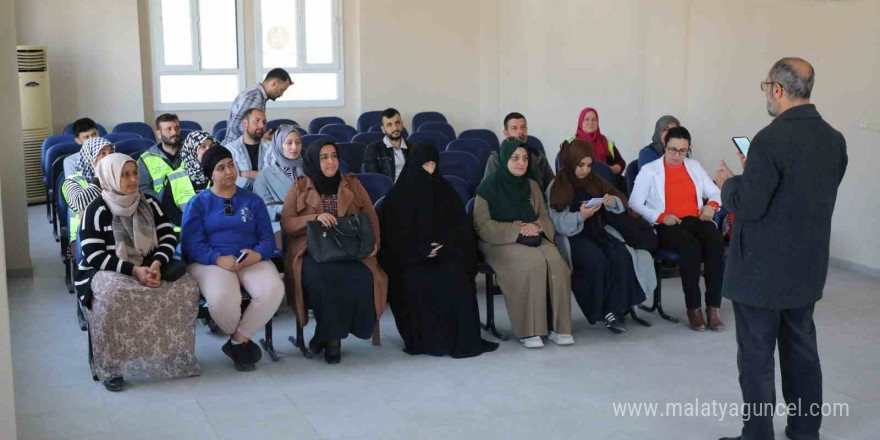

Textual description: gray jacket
[721,104,847,310]
[484,148,555,191]
[224,135,271,190]
[252,159,294,226]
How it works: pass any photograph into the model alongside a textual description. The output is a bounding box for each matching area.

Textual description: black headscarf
[303,139,341,196]
[474,138,537,222]
[200,145,233,183]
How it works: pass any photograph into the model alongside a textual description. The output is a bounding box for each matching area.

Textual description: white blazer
[629,157,722,224]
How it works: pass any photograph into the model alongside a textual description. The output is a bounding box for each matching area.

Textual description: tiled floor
[9,206,878,440]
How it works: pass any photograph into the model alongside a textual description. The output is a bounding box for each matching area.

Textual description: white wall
[15,0,146,134]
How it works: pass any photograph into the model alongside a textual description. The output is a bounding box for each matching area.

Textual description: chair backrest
[438,151,480,191]
[215,128,228,143]
[554,149,562,173]
[459,128,499,152]
[63,122,107,137]
[412,112,447,132]
[445,138,491,179]
[526,135,545,154]
[267,119,299,132]
[301,134,335,149]
[54,171,69,232]
[42,135,75,160]
[104,132,141,143]
[591,160,615,184]
[179,129,194,142]
[443,175,471,205]
[354,173,393,203]
[417,121,456,141]
[212,120,227,137]
[625,160,640,196]
[465,197,476,216]
[351,132,384,146]
[336,142,367,173]
[308,116,345,134]
[357,110,382,133]
[318,123,357,142]
[114,138,155,157]
[113,122,156,143]
[373,196,385,213]
[179,120,203,131]
[407,131,449,152]
[44,142,82,185]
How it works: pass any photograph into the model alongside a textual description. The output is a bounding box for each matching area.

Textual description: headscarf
[549,139,627,212]
[475,138,537,222]
[650,115,681,155]
[199,145,234,184]
[94,153,158,264]
[77,137,114,181]
[303,139,341,196]
[181,130,214,189]
[270,125,305,180]
[575,107,610,164]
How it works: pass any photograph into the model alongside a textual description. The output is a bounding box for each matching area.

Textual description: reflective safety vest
[564,136,616,160]
[61,171,89,242]
[139,151,196,212]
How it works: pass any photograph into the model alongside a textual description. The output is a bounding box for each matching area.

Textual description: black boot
[324,339,341,364]
[308,334,325,355]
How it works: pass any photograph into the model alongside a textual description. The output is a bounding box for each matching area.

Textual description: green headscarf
[475,138,537,222]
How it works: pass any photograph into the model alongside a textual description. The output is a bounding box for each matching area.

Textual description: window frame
[149,0,247,111]
[254,0,345,108]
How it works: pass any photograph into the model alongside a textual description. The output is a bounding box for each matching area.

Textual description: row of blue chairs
[61,120,205,144]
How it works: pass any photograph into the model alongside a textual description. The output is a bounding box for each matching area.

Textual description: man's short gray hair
[770,58,814,100]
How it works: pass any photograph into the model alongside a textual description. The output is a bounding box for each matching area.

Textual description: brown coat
[280,174,388,327]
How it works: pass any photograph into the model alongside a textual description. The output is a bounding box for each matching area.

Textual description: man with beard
[138,113,197,227]
[483,112,555,190]
[224,108,271,190]
[224,68,291,144]
[363,108,411,182]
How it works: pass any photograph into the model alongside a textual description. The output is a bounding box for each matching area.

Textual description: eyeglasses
[665,147,690,156]
[760,81,784,92]
[223,198,233,216]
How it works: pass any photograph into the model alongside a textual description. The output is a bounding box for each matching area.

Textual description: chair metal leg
[628,306,652,327]
[479,272,508,341]
[260,320,279,361]
[45,190,52,221]
[639,260,679,323]
[288,321,313,358]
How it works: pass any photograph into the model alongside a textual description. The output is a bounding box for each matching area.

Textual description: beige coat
[473,179,572,338]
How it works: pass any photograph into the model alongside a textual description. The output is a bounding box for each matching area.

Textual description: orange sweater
[657,162,718,223]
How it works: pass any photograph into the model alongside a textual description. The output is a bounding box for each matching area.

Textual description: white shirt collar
[383,136,407,150]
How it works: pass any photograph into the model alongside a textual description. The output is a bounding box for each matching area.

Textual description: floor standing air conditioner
[18,45,52,204]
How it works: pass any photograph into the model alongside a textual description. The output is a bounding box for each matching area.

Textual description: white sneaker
[548,331,575,346]
[519,336,544,348]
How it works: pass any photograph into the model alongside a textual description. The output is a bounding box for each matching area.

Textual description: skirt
[303,253,376,341]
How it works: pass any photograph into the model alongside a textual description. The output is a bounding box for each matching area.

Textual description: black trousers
[655,216,724,308]
[733,301,822,440]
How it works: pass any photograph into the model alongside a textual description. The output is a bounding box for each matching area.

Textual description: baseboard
[830,257,880,278]
[6,267,33,278]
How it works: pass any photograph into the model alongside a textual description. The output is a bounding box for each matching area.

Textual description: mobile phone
[583,197,604,209]
[236,251,248,264]
[431,244,444,252]
[732,137,750,158]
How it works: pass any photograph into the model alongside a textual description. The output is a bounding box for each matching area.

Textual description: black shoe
[324,339,341,364]
[245,340,263,363]
[718,436,741,440]
[222,339,257,372]
[103,377,124,392]
[308,335,325,355]
[603,313,627,334]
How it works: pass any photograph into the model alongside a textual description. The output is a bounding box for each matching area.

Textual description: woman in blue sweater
[181,146,284,372]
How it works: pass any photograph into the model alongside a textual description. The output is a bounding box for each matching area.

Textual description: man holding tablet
[715,58,848,440]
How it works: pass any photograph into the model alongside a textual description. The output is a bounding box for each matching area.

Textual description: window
[149,0,246,110]
[256,0,345,107]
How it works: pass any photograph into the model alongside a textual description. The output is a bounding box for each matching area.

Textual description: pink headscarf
[575,107,610,164]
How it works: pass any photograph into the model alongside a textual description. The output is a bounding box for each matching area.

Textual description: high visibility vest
[564,137,616,160]
[61,172,89,242]
[139,151,196,211]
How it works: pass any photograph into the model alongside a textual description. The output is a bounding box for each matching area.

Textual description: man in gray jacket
[483,112,555,190]
[715,58,848,440]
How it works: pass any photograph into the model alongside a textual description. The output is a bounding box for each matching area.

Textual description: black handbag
[603,211,658,252]
[516,233,542,247]
[306,212,376,263]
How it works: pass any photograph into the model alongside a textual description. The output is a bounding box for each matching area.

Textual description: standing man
[138,113,196,227]
[483,112,555,190]
[715,58,847,440]
[224,108,271,190]
[224,68,292,144]
[363,108,410,182]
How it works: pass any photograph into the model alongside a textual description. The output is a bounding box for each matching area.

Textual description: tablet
[732,137,750,157]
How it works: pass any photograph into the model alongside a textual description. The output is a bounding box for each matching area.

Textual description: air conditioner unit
[18,45,52,204]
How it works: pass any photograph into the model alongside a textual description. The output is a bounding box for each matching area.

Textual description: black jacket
[363,139,411,180]
[721,104,847,310]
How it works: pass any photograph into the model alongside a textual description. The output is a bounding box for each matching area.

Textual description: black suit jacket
[721,104,847,310]
[363,138,411,180]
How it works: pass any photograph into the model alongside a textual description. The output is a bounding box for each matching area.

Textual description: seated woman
[629,126,725,331]
[63,136,114,242]
[75,153,200,392]
[638,115,680,168]
[253,125,305,231]
[181,147,284,371]
[379,143,499,358]
[560,107,628,192]
[473,138,572,349]
[180,130,218,194]
[281,140,388,364]
[547,139,648,334]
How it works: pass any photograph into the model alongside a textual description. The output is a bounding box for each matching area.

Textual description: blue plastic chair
[104,132,141,143]
[179,129,194,142]
[42,135,75,164]
[63,123,107,137]
[215,128,228,143]
[43,142,81,189]
[526,135,545,154]
[354,173,393,203]
[114,138,155,157]
[417,121,456,141]
[443,175,471,205]
[407,131,449,152]
[459,129,500,152]
[267,119,299,132]
[445,138,491,179]
[179,120,203,131]
[625,161,640,196]
[301,134,335,148]
[412,112,447,133]
[337,142,367,173]
[212,120,227,137]
[318,123,358,143]
[308,116,345,134]
[113,122,156,143]
[592,161,615,184]
[351,132,384,146]
[438,151,480,192]
[357,111,382,133]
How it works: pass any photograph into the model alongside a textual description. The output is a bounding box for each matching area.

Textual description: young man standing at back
[224,68,292,144]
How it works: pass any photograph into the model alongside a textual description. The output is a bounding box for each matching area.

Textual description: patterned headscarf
[181,130,214,188]
[77,137,114,181]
